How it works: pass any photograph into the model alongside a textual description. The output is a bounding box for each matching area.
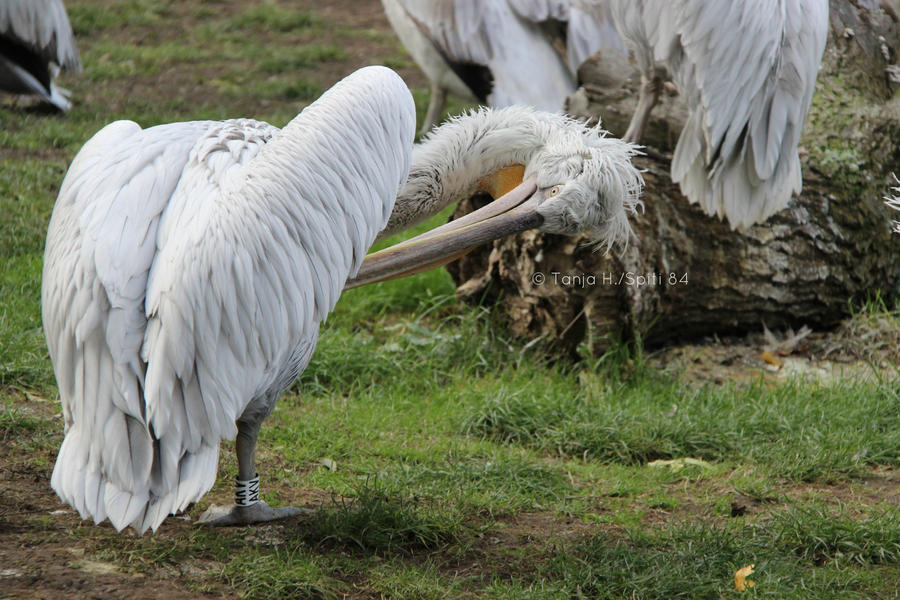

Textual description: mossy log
[447,0,900,354]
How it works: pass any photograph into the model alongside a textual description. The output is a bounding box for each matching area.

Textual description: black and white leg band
[235,473,260,506]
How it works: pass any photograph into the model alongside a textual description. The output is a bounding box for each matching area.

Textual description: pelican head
[526,133,642,248]
[346,111,643,288]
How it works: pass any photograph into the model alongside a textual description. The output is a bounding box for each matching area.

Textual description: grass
[1,0,899,598]
[305,477,464,553]
[462,377,900,481]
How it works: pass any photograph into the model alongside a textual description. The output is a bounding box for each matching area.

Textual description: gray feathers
[44,66,416,532]
[611,0,828,229]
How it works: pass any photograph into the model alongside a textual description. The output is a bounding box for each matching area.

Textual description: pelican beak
[345,176,542,289]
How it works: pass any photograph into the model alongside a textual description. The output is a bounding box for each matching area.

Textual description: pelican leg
[197,416,308,526]
[622,74,663,143]
[419,84,447,137]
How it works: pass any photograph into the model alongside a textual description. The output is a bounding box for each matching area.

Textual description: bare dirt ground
[648,310,900,386]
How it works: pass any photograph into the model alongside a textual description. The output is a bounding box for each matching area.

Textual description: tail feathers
[137,443,219,533]
[672,110,802,230]
[52,430,219,533]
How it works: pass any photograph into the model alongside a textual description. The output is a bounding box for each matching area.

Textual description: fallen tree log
[447,0,900,355]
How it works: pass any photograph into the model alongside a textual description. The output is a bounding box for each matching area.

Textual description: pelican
[609,0,829,229]
[0,0,81,111]
[43,66,642,533]
[381,0,624,135]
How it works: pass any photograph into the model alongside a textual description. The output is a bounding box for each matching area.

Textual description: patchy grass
[540,513,900,600]
[462,377,900,481]
[305,478,464,554]
[1,0,899,599]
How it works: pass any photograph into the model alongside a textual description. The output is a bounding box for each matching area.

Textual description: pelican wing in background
[0,0,81,69]
[382,0,578,133]
[0,0,81,110]
[510,0,625,75]
[394,0,498,67]
[610,0,829,229]
[385,0,498,104]
[671,0,828,227]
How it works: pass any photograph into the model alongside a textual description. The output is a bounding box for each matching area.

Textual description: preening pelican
[43,66,642,533]
[381,0,624,135]
[0,0,81,111]
[609,0,829,229]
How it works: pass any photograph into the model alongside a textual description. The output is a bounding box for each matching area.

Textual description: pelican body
[43,66,642,533]
[0,0,81,111]
[610,0,829,229]
[381,0,623,134]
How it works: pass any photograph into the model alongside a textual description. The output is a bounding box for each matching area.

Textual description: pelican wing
[565,0,626,71]
[395,0,499,65]
[0,0,81,70]
[511,0,625,73]
[386,0,576,110]
[509,0,568,21]
[45,66,415,533]
[139,66,415,531]
[668,0,828,227]
[43,119,216,530]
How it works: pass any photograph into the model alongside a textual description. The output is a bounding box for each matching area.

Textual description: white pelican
[381,0,624,135]
[0,0,81,111]
[609,0,829,229]
[43,66,642,533]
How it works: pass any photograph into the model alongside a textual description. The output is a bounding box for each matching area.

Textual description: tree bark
[447,0,900,354]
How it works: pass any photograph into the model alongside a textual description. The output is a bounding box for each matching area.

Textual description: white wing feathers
[565,1,625,73]
[0,0,81,70]
[45,66,416,532]
[395,0,498,66]
[663,0,828,228]
[510,0,625,73]
[44,119,214,530]
[393,0,576,110]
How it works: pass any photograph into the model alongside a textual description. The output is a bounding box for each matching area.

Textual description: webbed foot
[197,501,311,526]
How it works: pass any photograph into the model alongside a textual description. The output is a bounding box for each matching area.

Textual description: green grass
[462,377,900,481]
[540,515,900,599]
[1,1,899,598]
[227,5,320,32]
[305,477,464,553]
[0,404,45,441]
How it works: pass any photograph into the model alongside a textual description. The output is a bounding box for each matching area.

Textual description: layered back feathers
[43,66,415,532]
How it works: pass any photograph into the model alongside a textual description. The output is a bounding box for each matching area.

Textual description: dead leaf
[646,458,712,472]
[734,564,756,592]
[760,351,783,367]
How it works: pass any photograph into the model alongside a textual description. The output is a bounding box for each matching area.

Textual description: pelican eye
[547,184,564,197]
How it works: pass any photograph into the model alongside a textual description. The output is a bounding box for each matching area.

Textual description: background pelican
[0,0,81,111]
[43,66,642,533]
[609,0,829,229]
[381,0,624,135]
